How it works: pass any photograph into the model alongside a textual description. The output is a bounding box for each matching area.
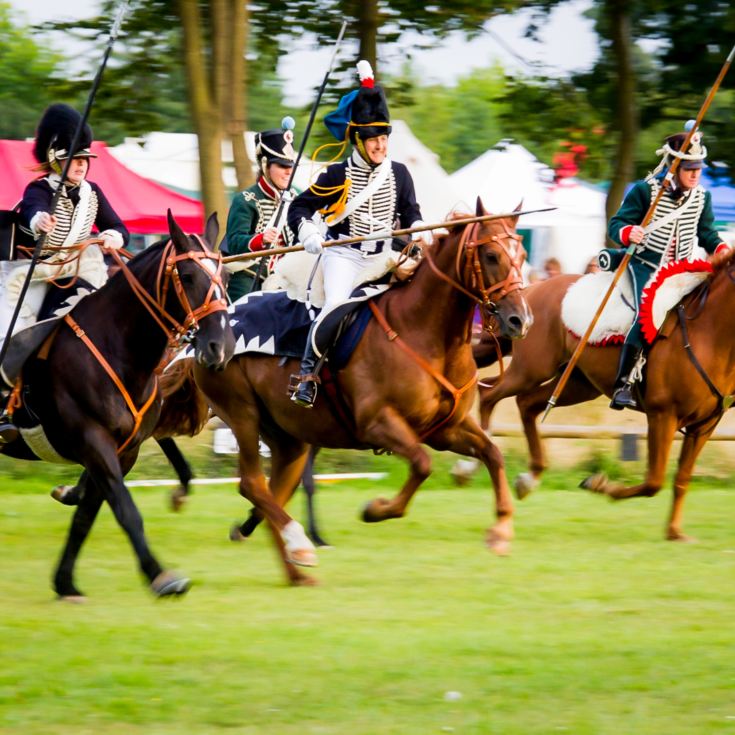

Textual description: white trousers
[321,245,373,313]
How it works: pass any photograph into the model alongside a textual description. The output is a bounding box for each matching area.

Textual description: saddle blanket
[561,259,712,345]
[172,279,390,367]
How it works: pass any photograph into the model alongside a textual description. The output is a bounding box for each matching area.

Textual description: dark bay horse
[478,258,735,541]
[170,201,532,585]
[0,212,234,598]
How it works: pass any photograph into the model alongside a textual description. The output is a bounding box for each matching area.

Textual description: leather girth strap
[368,301,476,440]
[64,314,159,454]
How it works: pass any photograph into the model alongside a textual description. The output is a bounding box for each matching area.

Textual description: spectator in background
[543,257,563,279]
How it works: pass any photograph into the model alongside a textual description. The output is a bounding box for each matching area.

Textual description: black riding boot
[609,344,642,411]
[291,325,321,408]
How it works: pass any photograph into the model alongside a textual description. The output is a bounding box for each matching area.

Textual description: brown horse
[478,256,735,541]
[169,201,532,585]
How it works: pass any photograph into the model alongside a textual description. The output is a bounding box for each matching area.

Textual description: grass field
[1,430,734,735]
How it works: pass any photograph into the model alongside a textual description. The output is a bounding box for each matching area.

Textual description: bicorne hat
[324,60,391,143]
[33,104,96,169]
[255,117,297,168]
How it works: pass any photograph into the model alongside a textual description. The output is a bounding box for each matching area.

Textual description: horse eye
[180,272,194,285]
[484,251,499,265]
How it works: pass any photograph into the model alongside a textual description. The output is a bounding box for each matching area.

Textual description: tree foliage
[0,2,65,139]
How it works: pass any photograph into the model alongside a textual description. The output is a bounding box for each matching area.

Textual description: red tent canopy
[0,140,204,234]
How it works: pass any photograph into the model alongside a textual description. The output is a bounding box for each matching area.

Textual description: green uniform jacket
[225,176,296,302]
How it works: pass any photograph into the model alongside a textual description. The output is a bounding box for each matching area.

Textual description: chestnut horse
[0,212,234,598]
[171,202,532,585]
[478,258,735,542]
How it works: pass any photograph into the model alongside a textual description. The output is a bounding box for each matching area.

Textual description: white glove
[99,229,124,249]
[30,211,57,235]
[410,220,433,247]
[298,220,324,255]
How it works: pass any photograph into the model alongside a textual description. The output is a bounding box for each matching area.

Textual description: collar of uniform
[350,149,390,173]
[45,173,80,194]
[257,175,278,199]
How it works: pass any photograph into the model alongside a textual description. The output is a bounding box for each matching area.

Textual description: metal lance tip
[541,398,556,424]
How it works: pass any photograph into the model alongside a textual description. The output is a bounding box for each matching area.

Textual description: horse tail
[154,359,210,438]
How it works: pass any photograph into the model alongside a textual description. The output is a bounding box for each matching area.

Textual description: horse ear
[475,197,485,217]
[510,199,524,227]
[204,212,219,249]
[167,209,188,249]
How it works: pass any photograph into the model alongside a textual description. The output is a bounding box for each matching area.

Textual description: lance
[222,207,557,264]
[541,41,735,423]
[247,20,348,292]
[0,0,130,369]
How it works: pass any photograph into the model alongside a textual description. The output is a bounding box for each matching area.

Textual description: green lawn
[1,441,734,734]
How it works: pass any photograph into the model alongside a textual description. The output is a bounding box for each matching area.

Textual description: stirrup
[609,384,638,411]
[289,373,320,408]
[0,416,19,445]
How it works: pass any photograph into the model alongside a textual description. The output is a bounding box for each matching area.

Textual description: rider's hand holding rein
[298,221,324,255]
[98,229,125,249]
[411,220,433,247]
[30,211,57,235]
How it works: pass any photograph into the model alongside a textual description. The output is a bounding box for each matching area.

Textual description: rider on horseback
[0,103,129,443]
[224,118,298,301]
[287,60,431,408]
[607,125,730,411]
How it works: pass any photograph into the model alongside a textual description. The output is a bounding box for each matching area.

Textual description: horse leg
[302,446,330,547]
[50,470,88,506]
[156,437,193,512]
[514,371,601,498]
[360,406,432,523]
[667,428,716,542]
[581,411,678,507]
[437,416,515,555]
[85,440,187,597]
[53,473,103,600]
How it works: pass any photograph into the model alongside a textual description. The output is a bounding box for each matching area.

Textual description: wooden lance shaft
[222,207,557,264]
[541,41,735,423]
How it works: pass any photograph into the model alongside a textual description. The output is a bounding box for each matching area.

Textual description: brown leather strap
[368,301,476,440]
[64,314,159,454]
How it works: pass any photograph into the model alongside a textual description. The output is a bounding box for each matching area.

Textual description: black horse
[0,211,234,599]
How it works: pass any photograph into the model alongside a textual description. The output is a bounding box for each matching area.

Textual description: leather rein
[64,236,228,454]
[370,219,525,440]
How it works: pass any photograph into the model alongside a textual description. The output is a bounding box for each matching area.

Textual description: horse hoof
[485,530,511,556]
[514,472,537,500]
[229,524,248,542]
[667,531,697,543]
[170,486,188,512]
[450,459,479,487]
[51,485,79,506]
[361,497,391,523]
[151,572,191,597]
[310,534,333,549]
[580,473,608,494]
[57,594,87,604]
[287,548,318,567]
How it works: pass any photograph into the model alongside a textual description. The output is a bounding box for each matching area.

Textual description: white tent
[449,140,608,274]
[109,131,319,197]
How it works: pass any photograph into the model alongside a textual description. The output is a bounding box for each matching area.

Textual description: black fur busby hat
[349,60,391,143]
[255,117,297,169]
[32,103,96,170]
[324,61,391,144]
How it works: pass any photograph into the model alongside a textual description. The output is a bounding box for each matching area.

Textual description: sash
[325,158,391,227]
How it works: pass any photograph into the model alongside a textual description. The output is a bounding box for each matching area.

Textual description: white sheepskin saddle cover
[561,259,712,346]
[261,249,415,308]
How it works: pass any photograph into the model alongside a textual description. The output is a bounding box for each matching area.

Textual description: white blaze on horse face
[200,257,223,303]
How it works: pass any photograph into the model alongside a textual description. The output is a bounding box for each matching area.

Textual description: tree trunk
[357,0,379,72]
[605,0,637,236]
[179,0,228,241]
[227,0,253,190]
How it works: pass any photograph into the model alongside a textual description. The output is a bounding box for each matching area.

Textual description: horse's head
[438,198,532,339]
[165,210,235,370]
